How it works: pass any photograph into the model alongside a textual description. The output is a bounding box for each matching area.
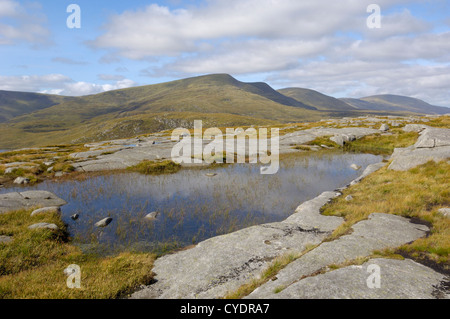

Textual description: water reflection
[1,152,382,254]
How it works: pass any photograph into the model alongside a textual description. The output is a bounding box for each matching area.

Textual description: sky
[1,0,449,107]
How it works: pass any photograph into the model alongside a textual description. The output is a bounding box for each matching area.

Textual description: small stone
[205,173,217,177]
[0,235,12,244]
[345,195,354,201]
[95,217,113,228]
[145,212,159,220]
[31,206,61,217]
[55,172,65,177]
[28,223,59,231]
[438,208,450,218]
[44,161,55,166]
[350,164,361,170]
[47,166,54,173]
[14,177,30,185]
[71,214,79,220]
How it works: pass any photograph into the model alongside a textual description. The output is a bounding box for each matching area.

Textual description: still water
[1,152,382,254]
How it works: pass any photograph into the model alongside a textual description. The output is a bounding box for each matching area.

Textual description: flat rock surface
[389,127,450,171]
[270,258,449,299]
[0,191,67,214]
[248,213,429,298]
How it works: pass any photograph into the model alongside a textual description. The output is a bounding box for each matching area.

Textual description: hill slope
[278,88,356,111]
[341,95,449,115]
[0,90,72,123]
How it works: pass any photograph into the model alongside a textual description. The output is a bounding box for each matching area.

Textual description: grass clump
[0,209,155,299]
[306,136,339,148]
[343,130,418,155]
[53,162,75,173]
[128,160,181,175]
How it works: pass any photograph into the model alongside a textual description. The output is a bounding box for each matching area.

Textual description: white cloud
[0,0,50,45]
[0,74,137,96]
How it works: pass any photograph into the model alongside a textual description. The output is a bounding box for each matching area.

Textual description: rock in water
[95,217,113,228]
[350,164,361,170]
[205,173,217,177]
[30,206,61,217]
[14,177,30,185]
[145,212,159,220]
[71,214,80,220]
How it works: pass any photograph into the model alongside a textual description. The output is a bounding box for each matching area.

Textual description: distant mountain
[341,95,449,115]
[0,90,72,123]
[0,74,322,148]
[278,88,356,111]
[1,75,448,149]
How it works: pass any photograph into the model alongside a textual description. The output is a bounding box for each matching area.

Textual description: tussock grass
[0,209,155,299]
[128,160,182,175]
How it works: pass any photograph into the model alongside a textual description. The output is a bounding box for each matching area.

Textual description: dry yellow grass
[322,160,450,269]
[0,209,155,299]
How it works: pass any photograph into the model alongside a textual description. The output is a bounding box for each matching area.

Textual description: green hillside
[342,95,449,114]
[278,88,355,111]
[0,90,72,123]
[0,74,324,148]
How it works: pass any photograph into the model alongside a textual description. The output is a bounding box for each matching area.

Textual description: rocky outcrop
[248,213,430,299]
[389,127,450,171]
[265,258,449,299]
[0,191,67,214]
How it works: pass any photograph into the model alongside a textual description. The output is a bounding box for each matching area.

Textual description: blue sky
[1,0,449,107]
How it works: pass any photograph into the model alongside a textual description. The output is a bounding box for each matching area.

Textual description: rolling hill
[0,74,448,149]
[0,74,326,148]
[0,90,72,123]
[278,88,356,111]
[341,95,449,115]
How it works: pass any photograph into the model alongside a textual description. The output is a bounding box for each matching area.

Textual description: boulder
[379,124,390,131]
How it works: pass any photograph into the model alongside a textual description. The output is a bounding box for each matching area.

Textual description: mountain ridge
[0,74,448,149]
